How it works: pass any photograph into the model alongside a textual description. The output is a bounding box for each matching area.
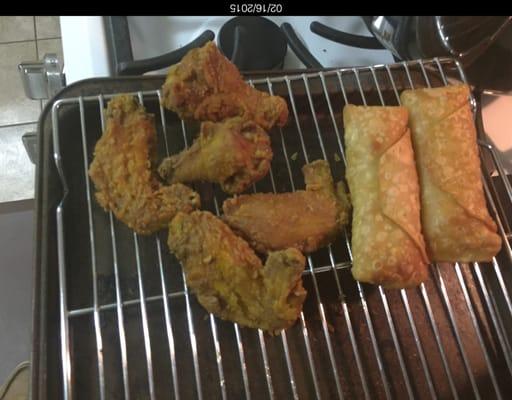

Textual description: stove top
[129,16,394,73]
[60,16,394,84]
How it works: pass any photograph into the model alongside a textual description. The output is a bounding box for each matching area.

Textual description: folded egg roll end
[351,254,428,289]
[422,177,502,262]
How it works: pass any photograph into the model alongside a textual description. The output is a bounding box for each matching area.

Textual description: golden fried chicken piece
[223,160,351,254]
[88,95,200,235]
[158,117,272,194]
[161,41,289,131]
[168,211,307,333]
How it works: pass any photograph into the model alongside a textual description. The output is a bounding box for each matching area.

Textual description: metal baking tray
[32,59,512,399]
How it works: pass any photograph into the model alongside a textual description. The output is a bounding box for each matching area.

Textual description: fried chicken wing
[161,41,289,131]
[88,95,200,235]
[168,211,307,333]
[222,160,351,254]
[158,117,272,194]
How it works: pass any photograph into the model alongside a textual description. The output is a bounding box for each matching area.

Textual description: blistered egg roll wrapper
[401,85,501,262]
[344,105,429,289]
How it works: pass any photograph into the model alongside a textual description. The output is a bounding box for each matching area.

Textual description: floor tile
[36,38,63,64]
[0,123,36,202]
[0,16,35,43]
[0,42,41,125]
[35,16,60,39]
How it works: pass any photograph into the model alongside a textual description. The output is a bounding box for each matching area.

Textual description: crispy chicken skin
[168,211,307,333]
[158,117,272,194]
[161,41,289,131]
[88,95,200,235]
[222,160,351,254]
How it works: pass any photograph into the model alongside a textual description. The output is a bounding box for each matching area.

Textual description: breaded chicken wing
[161,41,289,131]
[158,117,272,194]
[88,95,200,235]
[222,160,351,254]
[168,211,307,333]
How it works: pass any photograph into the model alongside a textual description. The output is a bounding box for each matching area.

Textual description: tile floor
[0,16,62,202]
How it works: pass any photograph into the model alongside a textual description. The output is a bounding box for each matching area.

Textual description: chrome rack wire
[52,57,512,399]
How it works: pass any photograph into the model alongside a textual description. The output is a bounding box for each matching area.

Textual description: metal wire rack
[51,57,512,399]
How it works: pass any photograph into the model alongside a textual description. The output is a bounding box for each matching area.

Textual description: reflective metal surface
[48,58,512,399]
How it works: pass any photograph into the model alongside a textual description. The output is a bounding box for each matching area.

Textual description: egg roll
[344,105,429,288]
[401,85,501,262]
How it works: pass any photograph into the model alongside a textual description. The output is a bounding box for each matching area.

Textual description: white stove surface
[127,16,394,75]
[60,16,112,85]
[60,16,394,83]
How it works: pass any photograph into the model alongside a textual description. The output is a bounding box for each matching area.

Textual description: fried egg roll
[344,105,429,288]
[401,85,501,261]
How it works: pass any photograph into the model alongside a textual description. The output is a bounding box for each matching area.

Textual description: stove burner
[218,16,287,71]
